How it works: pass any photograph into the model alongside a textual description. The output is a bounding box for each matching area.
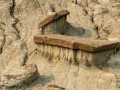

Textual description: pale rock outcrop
[98,0,111,5]
[112,3,120,16]
[102,52,120,89]
[0,0,120,90]
[12,0,99,56]
[0,64,39,87]
[38,10,85,36]
[13,0,43,55]
[67,4,97,38]
[0,0,20,51]
[27,54,120,90]
[0,30,4,53]
[34,34,118,68]
[38,10,70,35]
[92,1,120,40]
[0,40,27,75]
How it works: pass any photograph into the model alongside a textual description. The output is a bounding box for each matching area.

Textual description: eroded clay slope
[0,0,120,90]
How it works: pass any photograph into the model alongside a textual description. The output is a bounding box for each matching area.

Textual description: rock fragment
[0,64,39,87]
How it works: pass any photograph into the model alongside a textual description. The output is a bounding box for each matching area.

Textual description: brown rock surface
[34,34,119,52]
[38,10,70,29]
[0,0,120,90]
[0,64,39,87]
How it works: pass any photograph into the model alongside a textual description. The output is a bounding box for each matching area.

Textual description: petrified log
[34,34,119,52]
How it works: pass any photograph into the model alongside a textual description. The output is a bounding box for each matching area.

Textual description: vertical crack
[95,26,100,38]
[10,0,28,65]
[0,22,6,54]
[10,0,20,38]
[91,14,100,39]
[65,64,71,87]
[10,0,15,17]
[75,66,80,90]
[115,74,120,88]
[97,73,101,90]
[72,0,77,5]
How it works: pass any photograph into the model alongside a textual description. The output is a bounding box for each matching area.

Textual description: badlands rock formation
[0,64,38,88]
[34,34,118,68]
[38,10,70,35]
[0,0,120,90]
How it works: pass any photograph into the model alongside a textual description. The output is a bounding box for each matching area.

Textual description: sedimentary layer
[38,10,70,29]
[34,34,119,52]
[36,43,114,68]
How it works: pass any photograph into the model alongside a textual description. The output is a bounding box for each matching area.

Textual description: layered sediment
[34,34,119,68]
[0,0,120,90]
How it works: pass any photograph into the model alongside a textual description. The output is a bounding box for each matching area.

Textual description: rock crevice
[11,0,20,38]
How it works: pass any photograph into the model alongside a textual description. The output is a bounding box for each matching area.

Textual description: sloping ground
[26,54,119,90]
[0,0,120,90]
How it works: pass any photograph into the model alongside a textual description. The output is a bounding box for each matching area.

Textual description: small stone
[0,64,39,87]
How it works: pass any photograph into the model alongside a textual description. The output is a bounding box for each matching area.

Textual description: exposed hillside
[0,0,120,90]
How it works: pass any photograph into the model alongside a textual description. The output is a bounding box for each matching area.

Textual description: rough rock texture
[36,44,115,68]
[91,1,120,40]
[38,10,70,29]
[0,64,39,88]
[40,15,69,35]
[0,40,27,75]
[0,30,4,53]
[34,34,119,52]
[27,53,120,90]
[0,0,120,90]
[38,9,84,36]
